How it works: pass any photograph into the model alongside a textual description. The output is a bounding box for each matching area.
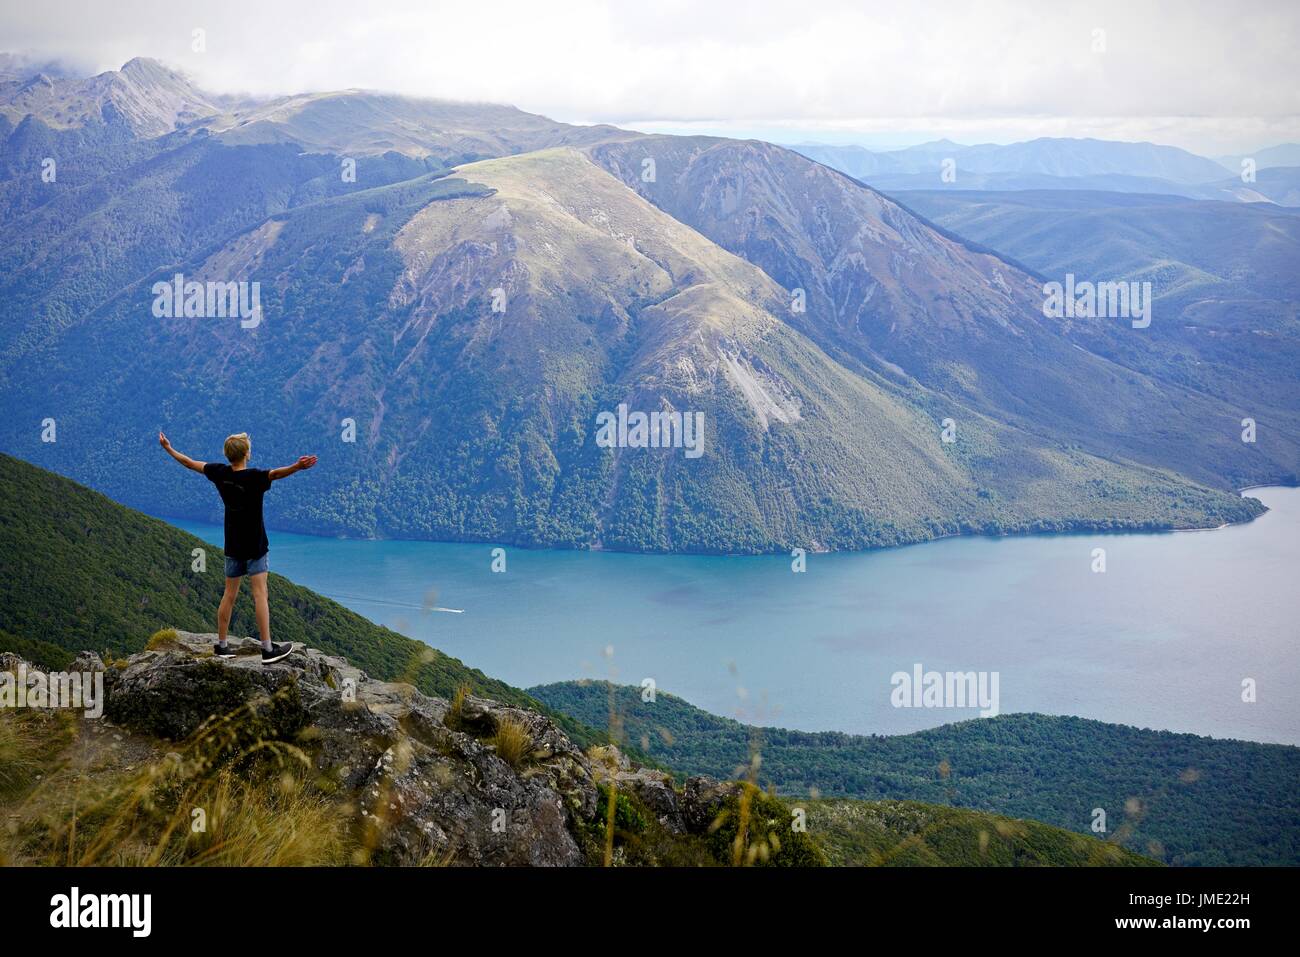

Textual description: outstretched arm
[159,432,205,473]
[269,455,318,482]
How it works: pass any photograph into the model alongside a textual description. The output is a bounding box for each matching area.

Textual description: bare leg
[218,577,241,642]
[249,572,271,646]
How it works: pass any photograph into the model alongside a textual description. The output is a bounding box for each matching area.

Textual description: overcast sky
[3,0,1297,154]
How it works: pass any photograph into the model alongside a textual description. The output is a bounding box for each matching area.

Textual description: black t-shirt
[203,463,272,560]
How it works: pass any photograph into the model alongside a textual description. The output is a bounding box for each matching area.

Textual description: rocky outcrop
[681,776,749,834]
[53,631,767,867]
[70,650,105,673]
[0,632,802,865]
[95,631,599,865]
[590,744,693,833]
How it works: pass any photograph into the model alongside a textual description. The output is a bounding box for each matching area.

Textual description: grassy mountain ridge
[529,680,1300,866]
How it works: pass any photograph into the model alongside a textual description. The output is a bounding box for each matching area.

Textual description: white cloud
[4,0,1298,153]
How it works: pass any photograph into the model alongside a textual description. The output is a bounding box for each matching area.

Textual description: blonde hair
[223,432,251,463]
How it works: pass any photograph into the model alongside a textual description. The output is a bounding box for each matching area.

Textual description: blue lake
[168,486,1300,746]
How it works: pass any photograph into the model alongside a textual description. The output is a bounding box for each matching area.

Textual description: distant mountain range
[794,137,1232,182]
[793,138,1300,206]
[893,189,1300,426]
[1216,142,1300,172]
[0,57,1293,553]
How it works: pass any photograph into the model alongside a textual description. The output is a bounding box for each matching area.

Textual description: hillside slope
[0,143,1262,551]
[0,62,1287,550]
[896,188,1300,429]
[529,680,1300,866]
[588,136,1299,489]
[1205,166,1300,206]
[807,800,1155,867]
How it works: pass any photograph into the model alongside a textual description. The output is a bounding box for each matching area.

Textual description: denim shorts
[224,552,269,578]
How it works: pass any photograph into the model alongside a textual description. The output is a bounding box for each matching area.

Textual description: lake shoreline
[152,484,1292,561]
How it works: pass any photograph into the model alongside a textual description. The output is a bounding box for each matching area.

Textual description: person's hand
[159,431,171,450]
[297,454,318,471]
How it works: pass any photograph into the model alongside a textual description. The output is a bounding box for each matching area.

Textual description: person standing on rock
[159,431,317,664]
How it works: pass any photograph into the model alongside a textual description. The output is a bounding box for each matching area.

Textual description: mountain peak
[118,56,183,84]
[905,137,967,151]
[0,53,217,135]
[120,55,165,72]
